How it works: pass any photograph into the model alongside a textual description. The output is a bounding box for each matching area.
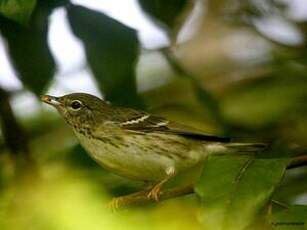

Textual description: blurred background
[0,0,306,229]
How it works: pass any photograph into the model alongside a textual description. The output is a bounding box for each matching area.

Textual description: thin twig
[271,199,289,209]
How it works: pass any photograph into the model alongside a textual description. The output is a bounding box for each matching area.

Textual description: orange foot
[107,196,126,211]
[147,184,162,201]
[147,167,176,201]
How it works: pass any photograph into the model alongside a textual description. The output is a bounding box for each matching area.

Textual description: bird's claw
[147,185,162,201]
[107,197,125,211]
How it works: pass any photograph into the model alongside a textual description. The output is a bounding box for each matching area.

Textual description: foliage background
[0,0,306,229]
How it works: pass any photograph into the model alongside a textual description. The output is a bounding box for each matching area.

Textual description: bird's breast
[74,130,203,181]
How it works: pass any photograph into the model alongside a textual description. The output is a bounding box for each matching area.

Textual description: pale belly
[75,132,204,182]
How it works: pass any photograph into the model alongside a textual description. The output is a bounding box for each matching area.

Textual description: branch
[109,185,194,209]
[160,47,190,77]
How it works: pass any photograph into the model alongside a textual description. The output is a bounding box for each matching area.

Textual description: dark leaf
[270,205,307,229]
[138,0,189,36]
[0,1,56,96]
[67,4,143,108]
[0,88,29,155]
[195,155,289,230]
[0,0,36,25]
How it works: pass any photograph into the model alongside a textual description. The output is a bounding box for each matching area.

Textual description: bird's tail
[204,142,267,156]
[224,143,267,153]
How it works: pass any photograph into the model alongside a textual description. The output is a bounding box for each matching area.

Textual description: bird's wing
[115,108,230,142]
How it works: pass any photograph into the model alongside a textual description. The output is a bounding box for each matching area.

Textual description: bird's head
[41,93,110,128]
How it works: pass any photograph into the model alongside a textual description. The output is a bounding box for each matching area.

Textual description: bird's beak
[41,95,62,107]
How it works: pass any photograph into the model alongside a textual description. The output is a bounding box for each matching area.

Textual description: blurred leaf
[66,144,145,196]
[67,4,143,108]
[221,75,307,129]
[0,0,36,25]
[0,1,56,96]
[270,205,307,229]
[138,0,189,38]
[160,48,226,129]
[195,155,289,230]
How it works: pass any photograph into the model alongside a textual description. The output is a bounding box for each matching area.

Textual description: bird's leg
[108,168,176,209]
[147,166,176,201]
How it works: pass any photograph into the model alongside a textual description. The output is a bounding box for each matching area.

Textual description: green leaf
[0,1,56,96]
[221,74,307,129]
[0,0,36,25]
[138,0,189,37]
[270,205,307,230]
[195,155,290,230]
[67,5,143,108]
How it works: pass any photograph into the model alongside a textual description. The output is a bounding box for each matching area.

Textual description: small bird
[41,93,265,202]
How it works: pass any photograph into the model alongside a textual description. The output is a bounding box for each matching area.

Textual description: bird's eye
[71,100,82,110]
